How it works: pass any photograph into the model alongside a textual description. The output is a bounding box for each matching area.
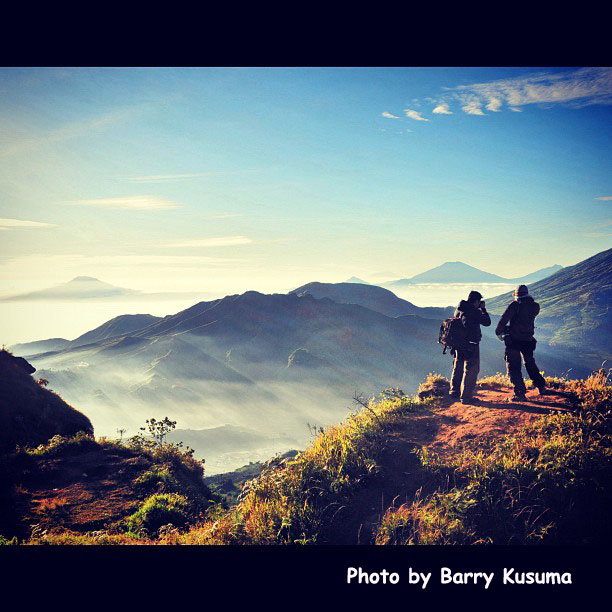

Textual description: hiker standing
[495,284,547,401]
[450,290,491,404]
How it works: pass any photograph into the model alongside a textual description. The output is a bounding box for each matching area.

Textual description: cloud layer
[162,236,253,248]
[0,217,56,229]
[124,172,216,183]
[70,196,182,210]
[382,67,612,121]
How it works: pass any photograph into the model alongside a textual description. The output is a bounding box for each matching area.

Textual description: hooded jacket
[495,295,540,342]
[454,300,491,344]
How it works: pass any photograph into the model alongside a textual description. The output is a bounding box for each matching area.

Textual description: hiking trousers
[505,339,546,395]
[450,343,480,400]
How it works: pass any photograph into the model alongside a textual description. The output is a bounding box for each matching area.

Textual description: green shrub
[26,432,98,458]
[124,493,191,534]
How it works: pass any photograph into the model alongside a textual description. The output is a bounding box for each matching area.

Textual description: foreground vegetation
[2,370,610,545]
[167,388,427,544]
[0,418,218,544]
[376,370,612,544]
[175,371,610,545]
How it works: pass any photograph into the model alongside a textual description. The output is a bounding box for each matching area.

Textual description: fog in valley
[4,279,590,475]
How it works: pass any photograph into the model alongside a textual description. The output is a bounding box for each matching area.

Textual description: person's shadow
[475,389,574,414]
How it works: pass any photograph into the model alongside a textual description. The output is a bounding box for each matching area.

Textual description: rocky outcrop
[0,350,93,453]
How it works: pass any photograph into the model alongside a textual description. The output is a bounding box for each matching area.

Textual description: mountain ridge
[383,261,563,286]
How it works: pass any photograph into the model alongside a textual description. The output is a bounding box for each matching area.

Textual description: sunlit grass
[375,371,612,545]
[174,392,428,544]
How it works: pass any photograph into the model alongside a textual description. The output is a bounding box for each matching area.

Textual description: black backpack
[438,316,467,354]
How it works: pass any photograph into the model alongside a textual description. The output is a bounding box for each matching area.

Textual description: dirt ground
[10,445,153,538]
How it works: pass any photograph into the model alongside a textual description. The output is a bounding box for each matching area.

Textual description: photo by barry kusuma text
[346,567,573,588]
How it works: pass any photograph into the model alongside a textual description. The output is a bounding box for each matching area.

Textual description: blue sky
[1,66,611,297]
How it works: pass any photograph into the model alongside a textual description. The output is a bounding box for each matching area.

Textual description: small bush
[477,373,512,389]
[124,493,191,534]
[26,432,98,458]
[417,373,450,399]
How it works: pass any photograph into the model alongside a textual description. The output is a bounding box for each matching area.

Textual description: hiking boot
[536,386,549,396]
[449,391,460,399]
[508,394,527,403]
[460,397,481,405]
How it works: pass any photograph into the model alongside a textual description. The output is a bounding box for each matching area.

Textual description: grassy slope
[3,371,610,546]
[171,373,611,546]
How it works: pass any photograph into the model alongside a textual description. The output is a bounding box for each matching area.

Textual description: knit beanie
[514,284,529,298]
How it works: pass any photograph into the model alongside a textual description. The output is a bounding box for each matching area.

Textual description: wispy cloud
[0,217,56,229]
[485,97,502,112]
[208,213,244,219]
[454,67,612,113]
[432,103,452,115]
[403,109,429,122]
[382,111,401,119]
[123,172,217,183]
[460,96,485,116]
[69,195,182,210]
[595,196,612,201]
[584,232,612,238]
[162,236,252,248]
[405,67,612,120]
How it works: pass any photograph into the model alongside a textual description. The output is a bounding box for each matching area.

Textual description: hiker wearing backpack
[449,290,491,404]
[495,284,547,402]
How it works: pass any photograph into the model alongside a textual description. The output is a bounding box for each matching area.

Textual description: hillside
[290,281,453,319]
[10,338,71,356]
[169,370,611,545]
[0,350,93,453]
[0,356,217,541]
[69,313,162,348]
[487,247,612,361]
[2,368,609,545]
[0,432,217,542]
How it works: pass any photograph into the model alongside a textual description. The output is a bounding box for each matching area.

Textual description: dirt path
[13,446,152,537]
[327,386,576,544]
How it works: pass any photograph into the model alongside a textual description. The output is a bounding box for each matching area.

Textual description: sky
[1,66,611,343]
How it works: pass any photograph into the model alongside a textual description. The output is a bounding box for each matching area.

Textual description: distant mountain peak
[384,260,562,286]
[2,276,136,302]
[345,276,370,285]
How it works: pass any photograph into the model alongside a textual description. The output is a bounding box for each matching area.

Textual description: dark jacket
[495,296,540,342]
[455,300,491,343]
